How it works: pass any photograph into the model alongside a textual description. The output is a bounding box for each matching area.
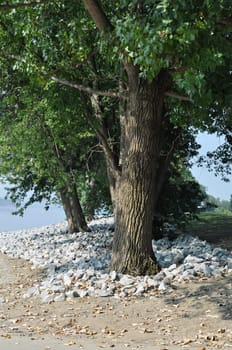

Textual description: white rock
[63,275,73,288]
[166,263,177,271]
[184,256,204,264]
[146,278,159,288]
[54,293,66,302]
[121,286,137,294]
[41,291,54,303]
[181,270,195,279]
[22,286,40,298]
[96,289,114,297]
[194,262,212,277]
[110,271,117,281]
[135,283,146,294]
[75,269,84,279]
[1,216,232,302]
[77,290,88,298]
[119,275,135,286]
[158,280,169,291]
[153,271,165,281]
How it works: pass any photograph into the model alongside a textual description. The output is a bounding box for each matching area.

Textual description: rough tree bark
[109,73,165,275]
[60,184,90,233]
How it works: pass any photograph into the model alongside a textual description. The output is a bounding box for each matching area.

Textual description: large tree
[0,0,231,275]
[81,0,231,274]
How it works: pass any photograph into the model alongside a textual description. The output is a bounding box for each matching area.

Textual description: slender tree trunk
[110,76,164,275]
[60,184,90,233]
[84,177,96,221]
[152,125,181,239]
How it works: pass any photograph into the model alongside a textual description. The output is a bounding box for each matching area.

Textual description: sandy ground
[0,251,232,350]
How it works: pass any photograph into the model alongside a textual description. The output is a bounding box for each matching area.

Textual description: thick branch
[51,76,122,98]
[82,0,138,80]
[0,1,48,10]
[165,90,191,102]
[82,0,113,31]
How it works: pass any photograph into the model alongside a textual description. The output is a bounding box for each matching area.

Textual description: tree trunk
[110,76,165,275]
[152,123,181,240]
[82,0,174,275]
[60,184,90,233]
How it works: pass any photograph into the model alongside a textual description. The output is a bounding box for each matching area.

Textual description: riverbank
[0,217,232,348]
[0,217,232,301]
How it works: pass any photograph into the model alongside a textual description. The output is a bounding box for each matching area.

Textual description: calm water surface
[0,204,65,232]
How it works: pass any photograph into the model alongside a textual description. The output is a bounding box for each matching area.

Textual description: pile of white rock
[0,216,231,303]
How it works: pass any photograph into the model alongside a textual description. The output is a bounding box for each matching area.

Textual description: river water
[0,204,65,232]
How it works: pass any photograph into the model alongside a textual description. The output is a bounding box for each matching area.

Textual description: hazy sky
[191,133,231,201]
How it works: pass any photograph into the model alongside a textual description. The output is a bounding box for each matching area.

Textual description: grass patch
[185,211,232,250]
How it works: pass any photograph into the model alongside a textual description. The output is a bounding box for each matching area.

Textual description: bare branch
[0,1,48,10]
[0,50,124,99]
[153,131,181,208]
[0,51,24,61]
[51,76,123,98]
[165,90,191,102]
[216,18,232,28]
[90,94,121,174]
[80,92,120,178]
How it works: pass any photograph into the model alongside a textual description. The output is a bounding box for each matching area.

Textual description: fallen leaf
[53,330,65,335]
[10,318,22,324]
[64,340,76,346]
[218,328,226,333]
[140,328,153,334]
[1,334,12,339]
[101,326,115,335]
[182,339,193,345]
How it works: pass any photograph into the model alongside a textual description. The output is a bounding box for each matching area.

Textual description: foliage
[1,0,230,123]
[112,0,231,102]
[154,165,207,236]
[0,63,100,214]
[215,207,232,216]
[206,194,231,211]
[78,157,112,219]
[197,135,232,181]
[0,1,231,274]
[0,1,119,216]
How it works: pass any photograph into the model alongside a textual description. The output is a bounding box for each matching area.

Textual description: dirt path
[0,253,232,349]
